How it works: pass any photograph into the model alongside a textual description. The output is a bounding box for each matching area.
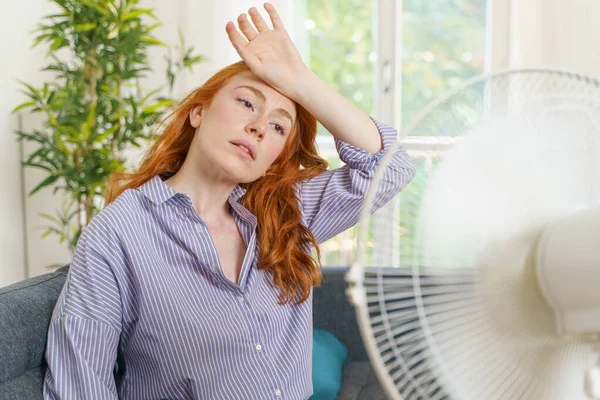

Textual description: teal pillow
[310,328,348,400]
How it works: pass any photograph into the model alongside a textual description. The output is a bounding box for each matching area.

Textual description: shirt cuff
[334,116,399,169]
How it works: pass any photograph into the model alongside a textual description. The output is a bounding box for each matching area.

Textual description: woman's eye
[273,124,286,135]
[238,98,254,110]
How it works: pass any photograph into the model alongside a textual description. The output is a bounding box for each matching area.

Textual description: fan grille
[350,69,600,400]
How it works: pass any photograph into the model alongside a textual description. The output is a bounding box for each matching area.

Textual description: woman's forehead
[229,70,266,87]
[228,72,295,109]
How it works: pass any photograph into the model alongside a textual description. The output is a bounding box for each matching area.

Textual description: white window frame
[291,0,404,267]
[371,0,402,267]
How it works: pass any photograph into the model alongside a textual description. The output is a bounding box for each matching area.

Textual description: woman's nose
[246,117,267,139]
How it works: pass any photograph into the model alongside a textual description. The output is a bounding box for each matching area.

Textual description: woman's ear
[189,105,203,128]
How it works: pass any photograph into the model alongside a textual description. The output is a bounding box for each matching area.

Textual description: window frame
[293,0,492,267]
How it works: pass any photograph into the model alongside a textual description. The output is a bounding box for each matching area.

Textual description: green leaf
[122,8,153,21]
[78,0,107,15]
[147,23,161,32]
[15,130,47,144]
[49,36,65,52]
[42,13,68,20]
[74,23,97,32]
[12,101,37,113]
[25,147,51,164]
[16,80,41,97]
[39,212,61,224]
[47,114,61,129]
[106,1,119,18]
[32,33,54,48]
[178,27,185,47]
[22,161,53,172]
[142,99,173,114]
[41,228,62,239]
[139,87,163,106]
[29,174,60,196]
[93,124,119,144]
[140,36,167,46]
[185,55,206,69]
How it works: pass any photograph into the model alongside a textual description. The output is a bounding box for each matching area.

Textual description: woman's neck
[164,162,237,224]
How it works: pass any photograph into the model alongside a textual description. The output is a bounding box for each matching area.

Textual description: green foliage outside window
[305,0,375,129]
[401,0,487,131]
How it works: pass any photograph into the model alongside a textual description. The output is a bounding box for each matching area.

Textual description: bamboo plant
[14,0,204,251]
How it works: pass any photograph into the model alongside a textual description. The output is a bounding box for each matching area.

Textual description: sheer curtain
[488,0,600,78]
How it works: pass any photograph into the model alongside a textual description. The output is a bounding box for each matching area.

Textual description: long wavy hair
[105,61,328,304]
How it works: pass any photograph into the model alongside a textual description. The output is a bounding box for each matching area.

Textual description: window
[293,0,489,267]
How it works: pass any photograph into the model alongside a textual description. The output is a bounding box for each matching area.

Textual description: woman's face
[188,70,297,184]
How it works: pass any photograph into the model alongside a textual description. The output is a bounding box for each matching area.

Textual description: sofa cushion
[336,361,387,400]
[311,328,348,400]
[0,366,45,400]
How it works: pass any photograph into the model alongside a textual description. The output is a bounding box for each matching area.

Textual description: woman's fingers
[225,21,261,71]
[231,4,284,45]
[248,7,270,32]
[225,21,247,47]
[237,13,258,41]
[264,2,284,30]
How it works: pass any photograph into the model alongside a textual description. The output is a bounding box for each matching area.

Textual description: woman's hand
[227,2,382,154]
[225,2,310,100]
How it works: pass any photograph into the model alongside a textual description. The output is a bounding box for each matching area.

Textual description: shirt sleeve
[299,117,416,245]
[43,216,123,399]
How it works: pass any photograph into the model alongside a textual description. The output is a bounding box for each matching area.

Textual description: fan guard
[347,69,600,400]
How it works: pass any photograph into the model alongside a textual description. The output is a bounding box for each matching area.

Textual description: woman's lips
[231,143,254,161]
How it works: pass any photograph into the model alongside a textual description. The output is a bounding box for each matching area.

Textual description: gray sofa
[0,266,385,400]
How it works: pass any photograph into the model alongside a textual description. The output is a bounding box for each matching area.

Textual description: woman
[43,3,415,399]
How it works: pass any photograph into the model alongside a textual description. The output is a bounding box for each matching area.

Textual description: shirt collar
[229,185,247,202]
[137,175,178,206]
[137,175,248,206]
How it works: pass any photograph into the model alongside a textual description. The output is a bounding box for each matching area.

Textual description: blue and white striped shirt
[43,118,415,400]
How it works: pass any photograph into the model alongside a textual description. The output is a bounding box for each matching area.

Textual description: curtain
[488,0,600,79]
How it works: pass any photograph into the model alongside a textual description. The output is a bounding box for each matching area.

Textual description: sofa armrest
[0,266,68,388]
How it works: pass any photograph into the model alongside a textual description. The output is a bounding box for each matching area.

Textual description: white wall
[0,0,63,287]
[0,0,293,287]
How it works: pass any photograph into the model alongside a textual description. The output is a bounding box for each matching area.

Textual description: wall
[0,0,62,286]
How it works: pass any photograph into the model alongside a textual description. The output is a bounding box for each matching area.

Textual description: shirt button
[238,296,244,304]
[255,343,262,351]
[275,389,281,397]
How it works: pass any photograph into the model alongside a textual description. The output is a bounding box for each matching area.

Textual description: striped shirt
[43,118,415,400]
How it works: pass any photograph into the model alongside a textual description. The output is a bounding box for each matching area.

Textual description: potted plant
[13,0,204,251]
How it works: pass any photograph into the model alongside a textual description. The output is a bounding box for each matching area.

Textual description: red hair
[105,61,328,304]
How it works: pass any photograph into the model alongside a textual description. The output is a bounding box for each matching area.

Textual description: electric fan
[346,68,600,400]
